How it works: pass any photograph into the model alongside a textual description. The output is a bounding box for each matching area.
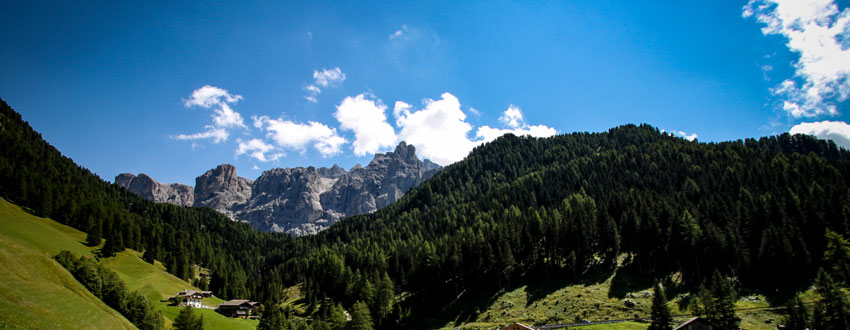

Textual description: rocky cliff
[194,164,253,219]
[114,173,194,207]
[114,142,440,236]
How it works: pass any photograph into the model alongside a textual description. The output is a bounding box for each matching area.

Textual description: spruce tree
[257,304,290,330]
[173,306,203,330]
[648,282,673,330]
[709,271,740,330]
[813,269,850,330]
[785,295,810,330]
[348,301,373,330]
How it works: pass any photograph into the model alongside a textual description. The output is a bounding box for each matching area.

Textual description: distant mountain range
[115,142,441,236]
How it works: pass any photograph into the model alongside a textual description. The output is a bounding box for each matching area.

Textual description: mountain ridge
[115,142,440,236]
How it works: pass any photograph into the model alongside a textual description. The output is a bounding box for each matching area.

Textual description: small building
[201,290,213,297]
[502,323,536,330]
[674,317,722,330]
[216,299,259,318]
[169,289,205,308]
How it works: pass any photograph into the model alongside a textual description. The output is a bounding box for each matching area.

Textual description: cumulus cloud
[334,94,398,156]
[395,93,479,165]
[393,94,557,165]
[743,0,850,118]
[499,105,524,128]
[183,85,243,108]
[790,120,850,149]
[236,138,281,162]
[305,67,346,102]
[256,116,347,157]
[174,85,246,144]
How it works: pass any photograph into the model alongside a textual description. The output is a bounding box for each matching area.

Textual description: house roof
[674,317,718,330]
[218,299,257,307]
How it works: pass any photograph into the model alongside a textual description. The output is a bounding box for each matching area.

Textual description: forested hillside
[0,98,294,303]
[3,96,850,329]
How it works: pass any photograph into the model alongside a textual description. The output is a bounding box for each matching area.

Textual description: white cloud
[478,105,556,143]
[304,67,346,102]
[675,130,698,141]
[172,126,229,143]
[468,107,481,116]
[335,94,398,156]
[236,138,280,162]
[313,67,346,87]
[389,25,408,40]
[175,85,246,144]
[393,93,557,165]
[389,30,403,40]
[744,0,850,118]
[252,115,269,130]
[395,93,479,165]
[499,105,524,128]
[790,120,850,149]
[260,117,347,157]
[183,85,243,108]
[211,103,246,129]
[475,125,558,143]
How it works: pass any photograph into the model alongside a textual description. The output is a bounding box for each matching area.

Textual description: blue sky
[1,1,848,185]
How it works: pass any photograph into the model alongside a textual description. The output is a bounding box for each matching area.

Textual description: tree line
[5,97,850,328]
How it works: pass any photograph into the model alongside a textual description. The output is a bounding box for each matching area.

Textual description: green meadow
[0,197,257,330]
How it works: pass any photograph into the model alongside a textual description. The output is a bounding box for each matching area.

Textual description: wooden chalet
[502,323,536,330]
[216,299,259,318]
[168,289,205,308]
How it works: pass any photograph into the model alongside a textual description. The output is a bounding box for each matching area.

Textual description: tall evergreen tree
[348,301,373,330]
[785,295,810,330]
[813,269,850,330]
[173,306,203,330]
[648,281,673,330]
[709,270,740,330]
[258,304,290,330]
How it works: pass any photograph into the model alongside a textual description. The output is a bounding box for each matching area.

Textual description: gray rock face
[193,164,253,219]
[114,142,440,236]
[115,173,194,207]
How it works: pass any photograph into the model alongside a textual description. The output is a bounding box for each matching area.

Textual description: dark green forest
[3,97,850,329]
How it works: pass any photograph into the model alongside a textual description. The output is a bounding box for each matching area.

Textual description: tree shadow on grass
[608,261,654,299]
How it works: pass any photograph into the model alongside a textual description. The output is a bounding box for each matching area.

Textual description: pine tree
[709,271,740,330]
[813,269,850,330]
[173,306,203,330]
[86,218,102,247]
[257,304,290,330]
[785,295,810,330]
[648,281,673,330]
[348,301,373,330]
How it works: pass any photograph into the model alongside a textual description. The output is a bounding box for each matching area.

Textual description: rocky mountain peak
[194,164,252,219]
[115,142,440,236]
[114,172,194,207]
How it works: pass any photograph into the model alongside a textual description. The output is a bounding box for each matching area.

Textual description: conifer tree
[349,301,373,330]
[648,281,673,330]
[785,295,810,330]
[172,306,204,330]
[173,306,203,330]
[258,304,290,330]
[813,269,850,330]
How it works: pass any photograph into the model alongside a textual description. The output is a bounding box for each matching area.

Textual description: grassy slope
[0,198,135,329]
[101,250,257,330]
[430,269,788,330]
[0,198,257,330]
